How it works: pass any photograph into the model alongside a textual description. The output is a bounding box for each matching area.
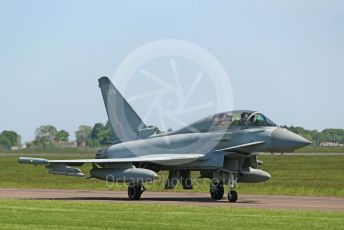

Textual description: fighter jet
[18,77,311,202]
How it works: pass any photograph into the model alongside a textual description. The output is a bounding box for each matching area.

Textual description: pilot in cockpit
[238,112,249,126]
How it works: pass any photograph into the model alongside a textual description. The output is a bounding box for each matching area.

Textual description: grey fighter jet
[18,77,311,202]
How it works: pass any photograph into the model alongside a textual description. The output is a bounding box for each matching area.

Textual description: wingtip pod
[18,157,48,165]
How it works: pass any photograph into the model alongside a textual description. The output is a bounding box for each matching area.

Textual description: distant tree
[55,130,69,142]
[91,123,105,140]
[85,122,114,146]
[321,129,344,143]
[34,125,57,147]
[90,123,104,146]
[0,134,11,149]
[75,125,92,146]
[1,130,21,146]
[98,129,112,145]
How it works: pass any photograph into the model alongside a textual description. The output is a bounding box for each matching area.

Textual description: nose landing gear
[228,190,238,202]
[228,173,238,202]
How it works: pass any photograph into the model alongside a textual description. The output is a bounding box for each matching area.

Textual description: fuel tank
[90,167,157,183]
[237,167,271,183]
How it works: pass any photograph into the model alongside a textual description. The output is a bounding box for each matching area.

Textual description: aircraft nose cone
[271,128,311,152]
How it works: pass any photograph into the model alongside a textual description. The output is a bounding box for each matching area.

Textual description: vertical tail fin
[98,76,146,142]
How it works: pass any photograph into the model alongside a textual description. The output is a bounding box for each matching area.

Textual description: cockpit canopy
[212,110,276,128]
[172,110,277,135]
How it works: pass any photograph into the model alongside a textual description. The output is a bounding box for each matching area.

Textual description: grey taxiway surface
[0,188,343,211]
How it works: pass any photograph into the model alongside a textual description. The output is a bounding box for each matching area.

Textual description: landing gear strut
[128,184,145,200]
[210,182,224,200]
[227,173,238,202]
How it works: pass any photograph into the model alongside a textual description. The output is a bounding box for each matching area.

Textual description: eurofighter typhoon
[18,77,311,202]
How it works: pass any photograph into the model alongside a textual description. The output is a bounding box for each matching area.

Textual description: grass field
[0,154,343,196]
[298,146,344,153]
[0,199,343,230]
[1,155,343,230]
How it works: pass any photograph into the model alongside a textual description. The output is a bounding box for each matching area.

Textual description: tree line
[29,121,116,148]
[0,130,21,149]
[1,123,344,150]
[0,121,115,150]
[282,126,344,146]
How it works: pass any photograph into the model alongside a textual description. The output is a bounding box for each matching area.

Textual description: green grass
[238,155,344,196]
[298,146,344,153]
[0,199,343,230]
[0,155,344,196]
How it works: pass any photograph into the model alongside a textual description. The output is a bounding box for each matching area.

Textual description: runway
[0,188,343,211]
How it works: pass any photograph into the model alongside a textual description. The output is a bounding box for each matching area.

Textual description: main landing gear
[210,182,224,200]
[128,184,145,200]
[210,173,238,202]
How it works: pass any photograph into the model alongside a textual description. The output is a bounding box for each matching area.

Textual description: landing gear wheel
[228,190,238,202]
[210,184,224,200]
[128,184,143,200]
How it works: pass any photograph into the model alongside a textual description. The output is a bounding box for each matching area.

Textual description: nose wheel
[228,173,238,202]
[228,190,238,202]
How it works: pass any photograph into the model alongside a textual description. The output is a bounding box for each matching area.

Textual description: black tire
[228,190,238,202]
[128,185,142,200]
[210,184,224,200]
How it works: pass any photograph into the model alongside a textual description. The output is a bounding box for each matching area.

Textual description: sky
[0,0,343,142]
